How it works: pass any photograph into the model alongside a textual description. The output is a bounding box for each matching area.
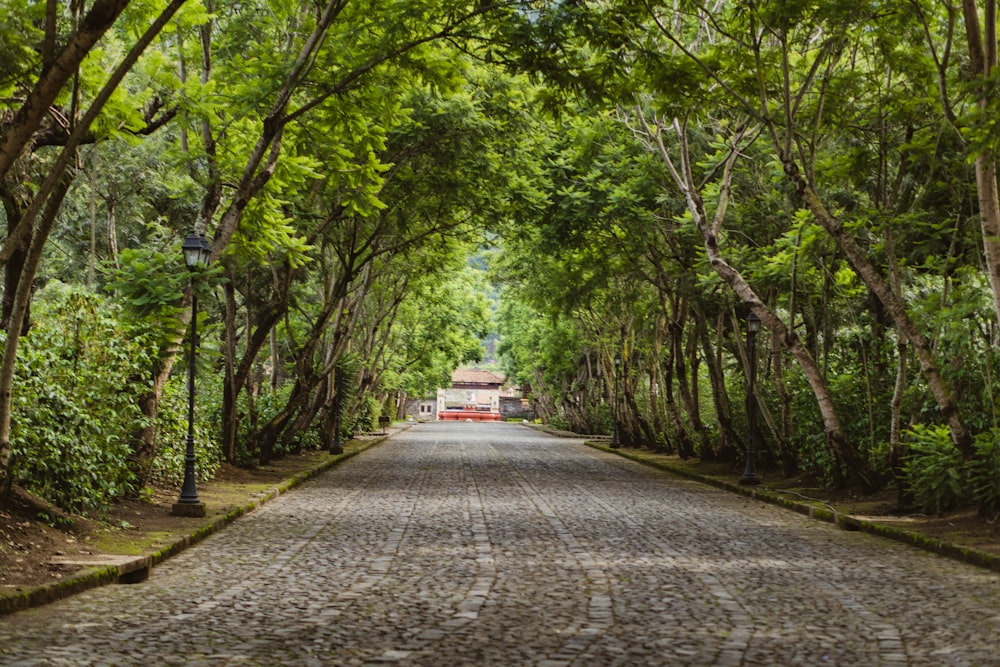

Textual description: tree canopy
[3,0,1000,516]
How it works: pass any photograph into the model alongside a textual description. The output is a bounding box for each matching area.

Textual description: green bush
[147,373,221,487]
[903,424,969,514]
[969,430,1000,515]
[548,413,571,432]
[107,244,222,488]
[347,393,382,434]
[286,423,323,454]
[10,283,153,513]
[230,383,294,466]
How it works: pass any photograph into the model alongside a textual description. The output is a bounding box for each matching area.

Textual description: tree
[961,0,1000,330]
[0,0,194,493]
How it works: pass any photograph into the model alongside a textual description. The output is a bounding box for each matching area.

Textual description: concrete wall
[404,399,437,421]
[500,396,536,421]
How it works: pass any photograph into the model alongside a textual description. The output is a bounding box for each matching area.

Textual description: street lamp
[611,351,622,449]
[172,231,211,517]
[741,309,762,486]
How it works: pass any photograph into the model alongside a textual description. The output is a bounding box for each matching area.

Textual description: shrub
[10,283,153,513]
[147,373,221,487]
[229,383,293,465]
[969,430,1000,515]
[903,424,969,514]
[347,393,382,434]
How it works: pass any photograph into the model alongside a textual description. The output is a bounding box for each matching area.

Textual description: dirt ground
[0,450,338,592]
[3,442,1000,597]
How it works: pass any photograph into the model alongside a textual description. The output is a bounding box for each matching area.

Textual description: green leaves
[105,247,190,354]
[10,284,156,512]
[0,0,43,98]
[969,431,1000,515]
[904,424,1000,515]
[903,424,967,514]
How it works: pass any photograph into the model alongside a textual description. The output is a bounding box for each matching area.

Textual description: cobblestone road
[2,422,1000,666]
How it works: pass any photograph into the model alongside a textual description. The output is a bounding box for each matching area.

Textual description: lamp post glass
[741,310,761,485]
[173,231,210,517]
[182,231,211,270]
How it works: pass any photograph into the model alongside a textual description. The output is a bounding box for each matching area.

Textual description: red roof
[451,369,505,386]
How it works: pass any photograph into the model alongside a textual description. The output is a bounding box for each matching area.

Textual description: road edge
[0,424,412,617]
[578,438,1000,573]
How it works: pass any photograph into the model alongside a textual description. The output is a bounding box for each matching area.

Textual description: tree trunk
[771,329,797,477]
[106,200,119,269]
[288,374,330,448]
[678,323,712,461]
[781,155,973,459]
[251,380,310,464]
[666,317,695,458]
[648,326,666,444]
[221,280,239,463]
[700,309,740,461]
[134,356,176,480]
[890,341,910,508]
[1,191,31,335]
[718,268,875,490]
[0,177,73,491]
[640,113,877,490]
[962,0,1000,331]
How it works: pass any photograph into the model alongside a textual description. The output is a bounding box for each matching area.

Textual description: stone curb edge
[583,440,1000,574]
[0,428,408,617]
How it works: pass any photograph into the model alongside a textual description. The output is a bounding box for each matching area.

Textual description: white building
[437,368,505,420]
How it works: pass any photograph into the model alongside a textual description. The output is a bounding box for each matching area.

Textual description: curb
[0,426,409,617]
[585,441,1000,573]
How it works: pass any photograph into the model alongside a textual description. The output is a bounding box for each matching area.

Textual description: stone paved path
[2,422,1000,666]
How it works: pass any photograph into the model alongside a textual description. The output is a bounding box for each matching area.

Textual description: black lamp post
[172,231,211,517]
[741,310,762,486]
[611,351,622,449]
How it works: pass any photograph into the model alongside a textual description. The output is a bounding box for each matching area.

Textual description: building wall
[437,385,501,413]
[500,396,537,421]
[404,399,437,421]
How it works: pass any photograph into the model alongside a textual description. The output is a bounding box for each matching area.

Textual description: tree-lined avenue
[1,422,997,665]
